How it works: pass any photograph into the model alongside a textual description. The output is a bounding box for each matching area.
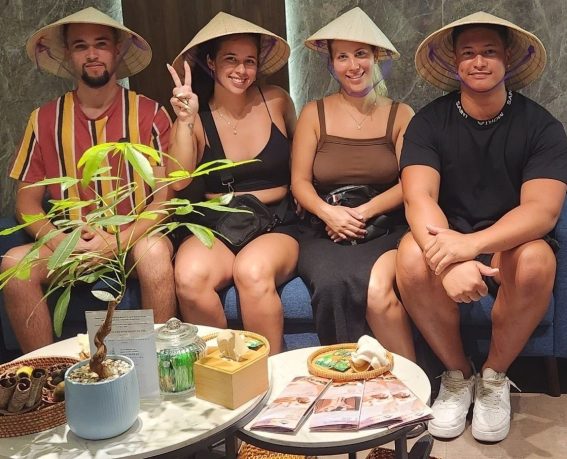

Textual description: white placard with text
[85,309,159,399]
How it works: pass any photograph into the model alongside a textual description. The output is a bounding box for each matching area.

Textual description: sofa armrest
[553,200,567,357]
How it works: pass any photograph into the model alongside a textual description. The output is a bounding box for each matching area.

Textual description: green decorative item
[156,318,206,394]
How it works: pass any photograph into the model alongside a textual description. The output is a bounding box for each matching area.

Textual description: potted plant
[0,141,247,439]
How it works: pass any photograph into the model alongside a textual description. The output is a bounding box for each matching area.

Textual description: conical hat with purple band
[415,11,546,91]
[172,12,290,78]
[26,7,152,79]
[304,7,400,61]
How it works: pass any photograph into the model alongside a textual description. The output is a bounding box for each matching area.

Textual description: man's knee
[132,237,172,269]
[396,233,429,285]
[1,245,30,272]
[501,240,556,291]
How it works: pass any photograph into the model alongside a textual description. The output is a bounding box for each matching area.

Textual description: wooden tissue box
[194,331,269,409]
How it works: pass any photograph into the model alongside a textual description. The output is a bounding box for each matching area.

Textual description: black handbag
[320,185,406,245]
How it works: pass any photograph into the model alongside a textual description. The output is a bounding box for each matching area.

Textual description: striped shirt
[10,86,171,220]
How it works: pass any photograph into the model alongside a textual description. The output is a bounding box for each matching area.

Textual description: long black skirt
[297,222,407,345]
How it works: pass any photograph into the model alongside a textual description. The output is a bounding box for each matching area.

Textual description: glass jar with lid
[155,318,206,394]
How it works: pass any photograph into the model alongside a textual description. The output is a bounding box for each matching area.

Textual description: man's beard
[81,68,111,88]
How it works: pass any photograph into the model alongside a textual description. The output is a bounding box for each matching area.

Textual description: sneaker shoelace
[476,376,520,411]
[435,374,472,406]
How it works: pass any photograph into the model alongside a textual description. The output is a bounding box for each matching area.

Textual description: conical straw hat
[415,11,546,91]
[26,7,152,79]
[304,7,399,61]
[172,11,290,77]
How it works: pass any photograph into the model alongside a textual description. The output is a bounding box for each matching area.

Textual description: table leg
[225,434,238,459]
[349,452,357,459]
[394,434,408,459]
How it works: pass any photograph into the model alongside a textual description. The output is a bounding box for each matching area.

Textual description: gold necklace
[212,103,239,135]
[341,93,377,130]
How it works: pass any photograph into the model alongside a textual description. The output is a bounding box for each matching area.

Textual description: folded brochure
[250,375,331,432]
[251,373,431,432]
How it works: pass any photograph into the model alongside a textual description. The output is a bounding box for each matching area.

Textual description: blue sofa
[1,204,565,395]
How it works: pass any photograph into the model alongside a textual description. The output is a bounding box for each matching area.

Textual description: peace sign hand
[167,61,199,123]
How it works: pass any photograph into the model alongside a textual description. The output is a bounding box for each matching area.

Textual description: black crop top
[200,88,291,193]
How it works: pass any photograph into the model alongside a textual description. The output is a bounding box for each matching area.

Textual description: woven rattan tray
[0,356,79,437]
[307,344,393,381]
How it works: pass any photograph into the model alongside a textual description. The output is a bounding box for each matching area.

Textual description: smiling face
[453,26,510,94]
[65,23,120,88]
[207,34,259,94]
[330,40,376,95]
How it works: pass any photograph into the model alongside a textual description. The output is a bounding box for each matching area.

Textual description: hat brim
[415,11,546,91]
[172,12,290,78]
[26,7,151,79]
[304,7,400,61]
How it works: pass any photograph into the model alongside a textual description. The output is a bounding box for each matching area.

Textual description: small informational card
[85,310,160,399]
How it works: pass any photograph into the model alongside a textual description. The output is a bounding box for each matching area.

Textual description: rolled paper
[26,368,47,407]
[7,377,31,413]
[0,377,17,410]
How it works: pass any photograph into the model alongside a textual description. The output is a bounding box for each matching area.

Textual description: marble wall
[286,0,567,122]
[0,0,121,217]
[3,1,567,217]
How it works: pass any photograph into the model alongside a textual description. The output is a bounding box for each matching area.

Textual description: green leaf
[94,215,136,226]
[137,211,160,220]
[124,144,155,188]
[79,146,113,186]
[91,289,117,302]
[181,223,216,248]
[49,199,94,212]
[47,228,81,271]
[174,204,194,216]
[23,177,80,190]
[0,215,43,235]
[129,143,162,163]
[53,285,71,337]
[166,170,191,180]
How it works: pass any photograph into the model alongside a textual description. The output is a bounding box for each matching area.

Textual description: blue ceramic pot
[64,355,139,440]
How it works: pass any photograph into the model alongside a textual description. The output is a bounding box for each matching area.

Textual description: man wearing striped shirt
[2,8,175,352]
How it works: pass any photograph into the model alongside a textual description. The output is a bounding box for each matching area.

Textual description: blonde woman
[292,8,415,360]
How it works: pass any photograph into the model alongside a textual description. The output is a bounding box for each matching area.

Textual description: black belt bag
[214,194,288,252]
[316,185,406,245]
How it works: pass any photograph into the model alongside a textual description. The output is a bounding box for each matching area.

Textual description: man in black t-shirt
[398,12,567,442]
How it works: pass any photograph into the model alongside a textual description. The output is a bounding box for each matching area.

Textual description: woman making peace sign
[167,12,298,354]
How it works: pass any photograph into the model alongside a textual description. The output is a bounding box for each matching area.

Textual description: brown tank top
[313,99,400,194]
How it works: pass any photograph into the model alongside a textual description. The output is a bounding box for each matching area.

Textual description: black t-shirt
[400,90,567,232]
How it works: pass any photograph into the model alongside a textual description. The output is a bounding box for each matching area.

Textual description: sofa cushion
[459,295,554,327]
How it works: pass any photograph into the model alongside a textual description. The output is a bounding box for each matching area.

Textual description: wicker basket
[307,344,393,381]
[238,443,316,459]
[0,356,79,437]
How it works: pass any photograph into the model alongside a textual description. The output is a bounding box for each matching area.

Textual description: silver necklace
[341,93,377,130]
[212,103,239,135]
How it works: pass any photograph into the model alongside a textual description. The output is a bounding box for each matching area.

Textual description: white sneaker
[472,368,519,442]
[428,370,475,438]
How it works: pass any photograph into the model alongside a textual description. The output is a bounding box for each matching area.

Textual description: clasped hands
[323,204,368,243]
[424,225,499,303]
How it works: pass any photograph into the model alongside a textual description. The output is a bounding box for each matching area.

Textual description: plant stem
[89,298,119,378]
